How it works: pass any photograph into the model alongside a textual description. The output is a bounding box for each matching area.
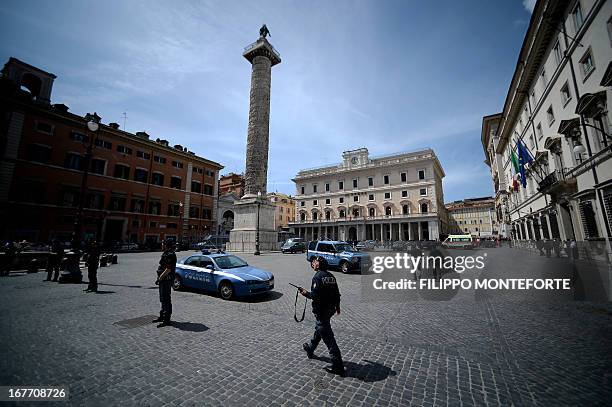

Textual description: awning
[575,91,607,117]
[600,61,612,87]
[557,118,580,136]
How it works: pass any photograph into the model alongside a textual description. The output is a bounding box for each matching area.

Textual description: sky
[0,0,535,202]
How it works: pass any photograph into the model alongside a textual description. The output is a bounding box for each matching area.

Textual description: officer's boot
[152,312,163,323]
[325,360,346,377]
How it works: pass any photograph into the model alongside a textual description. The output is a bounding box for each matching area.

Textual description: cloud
[522,0,536,14]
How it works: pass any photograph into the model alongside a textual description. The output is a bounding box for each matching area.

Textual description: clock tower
[342,148,369,168]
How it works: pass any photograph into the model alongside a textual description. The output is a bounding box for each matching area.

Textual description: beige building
[446,197,497,237]
[267,192,296,231]
[289,148,447,241]
[482,0,612,259]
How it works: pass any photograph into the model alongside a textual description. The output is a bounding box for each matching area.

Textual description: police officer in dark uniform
[45,239,64,282]
[84,240,100,293]
[299,256,345,376]
[153,239,177,328]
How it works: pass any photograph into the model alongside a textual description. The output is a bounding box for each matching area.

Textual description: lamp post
[179,201,184,249]
[254,191,261,255]
[61,112,100,283]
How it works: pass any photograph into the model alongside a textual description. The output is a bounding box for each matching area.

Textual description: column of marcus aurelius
[228,27,281,252]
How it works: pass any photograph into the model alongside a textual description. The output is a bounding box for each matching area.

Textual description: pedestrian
[552,239,561,258]
[84,240,100,293]
[570,239,579,260]
[544,239,552,258]
[299,256,345,376]
[46,240,64,281]
[536,239,544,256]
[153,239,177,328]
[2,241,17,277]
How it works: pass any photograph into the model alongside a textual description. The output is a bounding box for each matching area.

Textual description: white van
[442,235,473,249]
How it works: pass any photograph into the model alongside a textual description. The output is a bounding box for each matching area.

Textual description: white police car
[174,251,274,300]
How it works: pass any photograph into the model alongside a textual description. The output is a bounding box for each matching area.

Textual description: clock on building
[351,156,359,164]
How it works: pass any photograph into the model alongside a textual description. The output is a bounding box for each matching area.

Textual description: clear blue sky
[0,0,535,202]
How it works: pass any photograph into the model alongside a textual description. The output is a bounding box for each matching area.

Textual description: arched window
[369,207,375,217]
[325,211,331,220]
[339,210,345,218]
[402,205,409,214]
[385,206,392,216]
[300,212,306,221]
[353,208,359,217]
[313,212,318,221]
[421,203,428,213]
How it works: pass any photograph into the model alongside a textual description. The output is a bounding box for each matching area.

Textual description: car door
[317,242,338,266]
[198,256,216,291]
[182,256,202,288]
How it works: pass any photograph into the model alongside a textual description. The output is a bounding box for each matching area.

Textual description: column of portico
[407,222,412,240]
[418,222,423,240]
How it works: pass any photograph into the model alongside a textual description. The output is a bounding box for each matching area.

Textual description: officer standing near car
[299,256,345,376]
[153,239,177,328]
[45,240,64,282]
[84,240,100,293]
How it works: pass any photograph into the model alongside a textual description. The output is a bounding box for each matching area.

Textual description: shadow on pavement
[171,321,209,332]
[94,290,115,294]
[100,283,147,289]
[240,291,284,303]
[313,356,396,382]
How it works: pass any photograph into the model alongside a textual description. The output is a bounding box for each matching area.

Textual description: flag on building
[511,150,520,175]
[517,140,534,188]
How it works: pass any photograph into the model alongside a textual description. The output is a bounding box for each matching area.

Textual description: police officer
[84,240,100,293]
[46,240,64,282]
[299,256,345,376]
[153,239,177,328]
[2,241,16,277]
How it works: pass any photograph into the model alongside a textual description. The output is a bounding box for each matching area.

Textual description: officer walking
[153,239,177,328]
[299,256,345,376]
[84,240,100,293]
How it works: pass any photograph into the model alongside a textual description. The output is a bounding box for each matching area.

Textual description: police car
[306,240,372,274]
[173,251,274,300]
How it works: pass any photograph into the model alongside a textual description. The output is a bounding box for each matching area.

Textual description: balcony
[288,213,436,226]
[537,169,576,197]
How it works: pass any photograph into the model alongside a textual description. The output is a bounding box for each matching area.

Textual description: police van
[306,240,372,274]
[441,234,474,249]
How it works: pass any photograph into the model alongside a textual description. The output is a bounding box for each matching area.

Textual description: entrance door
[348,227,357,242]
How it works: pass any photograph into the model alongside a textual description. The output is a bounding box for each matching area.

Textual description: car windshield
[214,255,248,269]
[334,244,355,252]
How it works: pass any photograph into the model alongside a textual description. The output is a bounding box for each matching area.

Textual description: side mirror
[205,264,215,271]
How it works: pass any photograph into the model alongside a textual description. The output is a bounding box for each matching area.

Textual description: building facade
[289,148,447,242]
[217,192,238,237]
[482,0,612,258]
[446,197,497,237]
[219,173,245,198]
[0,58,223,246]
[267,192,295,231]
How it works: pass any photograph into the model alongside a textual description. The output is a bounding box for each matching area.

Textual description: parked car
[306,240,372,274]
[441,235,474,249]
[356,240,377,251]
[281,238,306,254]
[173,252,274,300]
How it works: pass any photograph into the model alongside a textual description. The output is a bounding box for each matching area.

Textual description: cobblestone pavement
[0,247,611,406]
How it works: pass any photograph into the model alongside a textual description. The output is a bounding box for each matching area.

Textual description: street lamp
[179,201,184,249]
[61,112,101,283]
[254,191,261,255]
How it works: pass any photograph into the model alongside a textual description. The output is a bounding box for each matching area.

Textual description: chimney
[135,131,150,140]
[52,103,69,113]
[174,144,183,150]
[108,122,120,130]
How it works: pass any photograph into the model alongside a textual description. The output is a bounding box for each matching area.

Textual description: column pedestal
[227,196,278,252]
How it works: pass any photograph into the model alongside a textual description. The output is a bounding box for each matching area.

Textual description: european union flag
[517,140,533,188]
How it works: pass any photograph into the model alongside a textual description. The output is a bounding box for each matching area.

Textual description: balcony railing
[537,168,574,194]
[288,213,436,225]
[243,40,281,60]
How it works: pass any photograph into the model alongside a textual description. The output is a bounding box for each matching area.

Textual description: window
[402,190,408,198]
[94,138,112,149]
[338,181,344,190]
[109,195,126,211]
[546,106,555,125]
[203,184,214,195]
[59,188,78,207]
[300,186,305,194]
[64,153,83,170]
[168,203,181,217]
[553,41,563,65]
[369,207,375,217]
[399,172,406,183]
[300,201,305,207]
[579,49,595,79]
[529,135,535,149]
[368,194,374,201]
[325,198,331,205]
[385,206,392,216]
[27,144,51,163]
[117,145,132,155]
[151,172,164,186]
[353,195,359,202]
[149,221,157,228]
[418,170,425,180]
[383,175,389,185]
[172,160,183,168]
[352,179,358,188]
[134,168,148,183]
[202,209,212,220]
[325,211,331,220]
[191,181,201,193]
[530,90,536,108]
[420,188,427,196]
[170,176,182,189]
[572,2,583,32]
[313,200,318,206]
[35,121,54,135]
[131,198,145,213]
[339,210,345,218]
[148,200,162,215]
[339,197,344,204]
[313,184,317,193]
[300,212,306,221]
[132,219,140,228]
[85,193,105,210]
[402,205,409,215]
[113,164,130,180]
[153,155,166,164]
[384,192,391,199]
[69,131,88,143]
[368,177,373,186]
[136,150,150,160]
[325,183,330,192]
[312,212,318,221]
[421,203,428,213]
[608,16,612,45]
[560,82,571,105]
[536,123,544,140]
[540,69,548,88]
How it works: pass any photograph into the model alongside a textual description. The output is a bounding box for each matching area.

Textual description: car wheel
[172,275,183,291]
[219,281,234,300]
[340,261,350,274]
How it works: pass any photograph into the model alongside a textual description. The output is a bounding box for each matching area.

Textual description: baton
[290,283,307,322]
[289,283,302,289]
